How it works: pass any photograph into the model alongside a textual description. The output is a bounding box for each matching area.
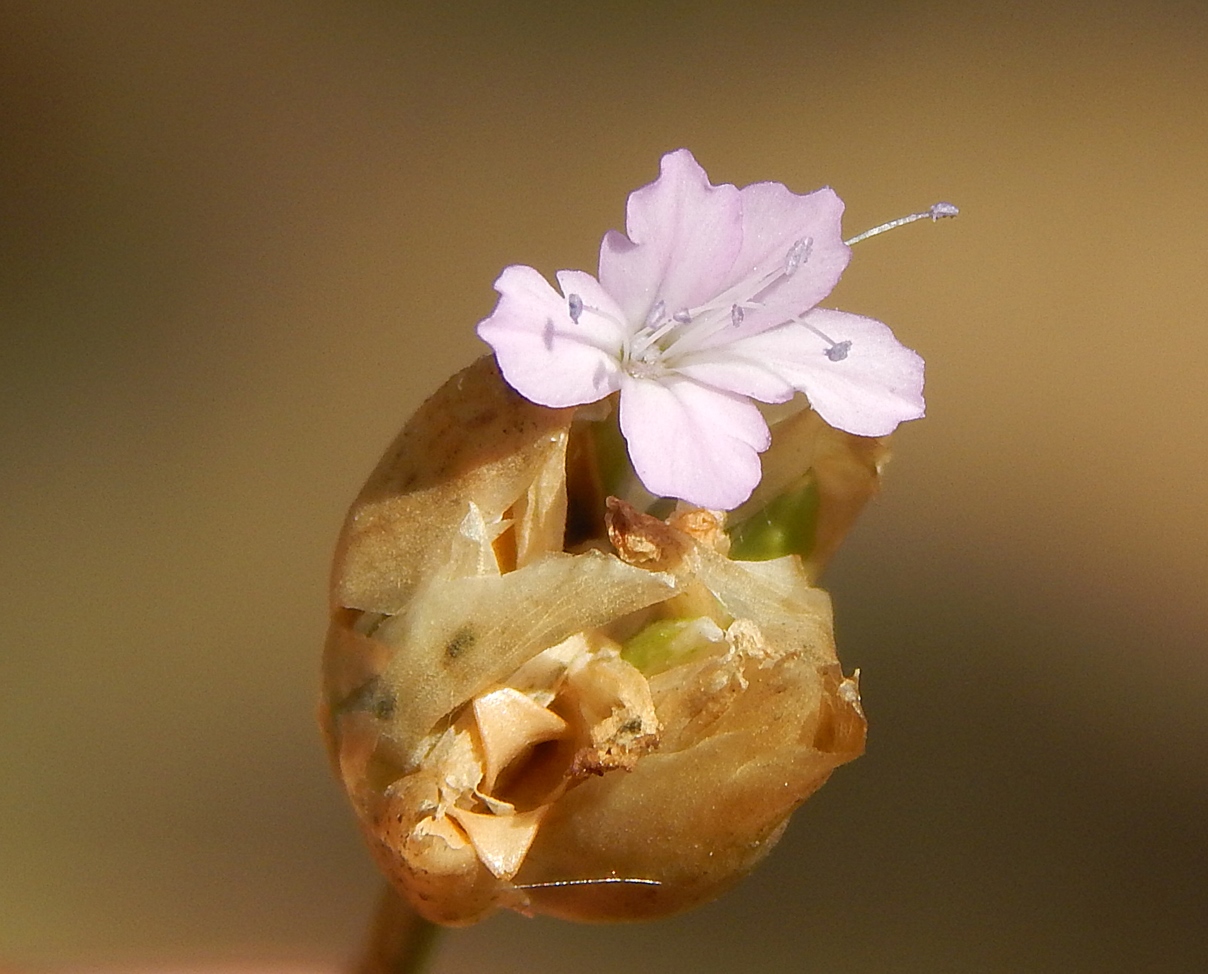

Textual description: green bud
[726,476,820,562]
[621,616,727,676]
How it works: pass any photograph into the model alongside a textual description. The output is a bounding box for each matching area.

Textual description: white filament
[844,201,960,246]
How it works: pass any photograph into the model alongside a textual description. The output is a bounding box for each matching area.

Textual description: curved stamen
[574,301,629,335]
[657,236,815,357]
[629,313,681,360]
[687,250,797,322]
[562,300,636,360]
[801,318,852,360]
[844,201,960,246]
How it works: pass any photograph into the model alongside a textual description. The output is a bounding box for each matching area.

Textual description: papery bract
[477,149,924,510]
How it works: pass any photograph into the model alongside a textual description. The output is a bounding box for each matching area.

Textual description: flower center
[623,235,848,367]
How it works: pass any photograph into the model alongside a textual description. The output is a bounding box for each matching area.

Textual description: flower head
[476,149,925,510]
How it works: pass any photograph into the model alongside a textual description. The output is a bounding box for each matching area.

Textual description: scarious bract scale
[321,357,875,925]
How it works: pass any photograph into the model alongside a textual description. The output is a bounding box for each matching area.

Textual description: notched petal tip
[477,266,625,410]
[618,376,769,511]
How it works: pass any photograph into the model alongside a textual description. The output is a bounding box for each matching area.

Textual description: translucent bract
[320,358,876,925]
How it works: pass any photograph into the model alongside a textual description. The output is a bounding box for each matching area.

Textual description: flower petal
[618,374,771,510]
[736,184,850,316]
[721,309,925,436]
[680,184,851,354]
[599,149,743,328]
[670,347,797,404]
[476,265,624,408]
[553,268,632,341]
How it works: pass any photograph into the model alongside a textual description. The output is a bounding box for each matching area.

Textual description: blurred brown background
[2,1,1205,971]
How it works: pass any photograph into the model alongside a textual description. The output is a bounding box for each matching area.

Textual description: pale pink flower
[476,149,925,510]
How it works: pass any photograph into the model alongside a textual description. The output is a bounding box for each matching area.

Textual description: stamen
[803,319,853,361]
[844,201,960,246]
[672,309,692,324]
[826,340,853,362]
[630,304,681,361]
[567,293,583,323]
[581,302,633,336]
[645,300,666,328]
[671,257,786,331]
[653,232,821,360]
[783,237,813,276]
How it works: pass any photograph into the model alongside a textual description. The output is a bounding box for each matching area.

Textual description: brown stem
[354,884,441,974]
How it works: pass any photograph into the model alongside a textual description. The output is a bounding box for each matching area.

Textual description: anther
[567,293,583,323]
[730,304,744,328]
[826,340,853,362]
[844,202,960,246]
[784,237,813,276]
[673,309,692,324]
[645,300,666,328]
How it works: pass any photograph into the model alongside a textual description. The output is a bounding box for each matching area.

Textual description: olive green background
[2,1,1206,971]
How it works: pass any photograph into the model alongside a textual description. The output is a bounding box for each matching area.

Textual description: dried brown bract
[321,356,878,925]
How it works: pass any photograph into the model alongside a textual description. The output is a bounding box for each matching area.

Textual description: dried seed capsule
[321,356,877,925]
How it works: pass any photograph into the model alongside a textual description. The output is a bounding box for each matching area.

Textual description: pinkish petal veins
[599,150,744,329]
[476,265,623,409]
[618,374,771,510]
